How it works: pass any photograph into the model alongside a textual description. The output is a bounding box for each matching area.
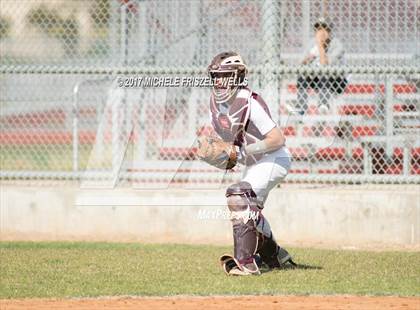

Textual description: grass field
[1,242,419,299]
[0,145,95,171]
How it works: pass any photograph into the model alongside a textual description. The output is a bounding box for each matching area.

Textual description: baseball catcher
[198,51,296,276]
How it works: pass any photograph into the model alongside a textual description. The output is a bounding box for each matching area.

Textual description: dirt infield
[2,295,419,310]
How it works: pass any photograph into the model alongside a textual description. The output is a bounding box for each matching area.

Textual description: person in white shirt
[296,18,347,114]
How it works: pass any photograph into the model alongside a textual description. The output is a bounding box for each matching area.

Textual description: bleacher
[280,78,419,175]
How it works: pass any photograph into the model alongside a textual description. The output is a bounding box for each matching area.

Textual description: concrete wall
[1,184,419,249]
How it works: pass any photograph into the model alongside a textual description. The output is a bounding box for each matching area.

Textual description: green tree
[0,16,11,40]
[27,5,79,57]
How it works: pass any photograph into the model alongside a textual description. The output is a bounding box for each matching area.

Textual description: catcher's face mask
[209,70,239,104]
[208,52,248,104]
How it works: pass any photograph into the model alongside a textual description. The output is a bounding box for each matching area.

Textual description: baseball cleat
[277,247,297,268]
[279,247,292,264]
[228,263,261,276]
[220,254,261,276]
[266,247,297,269]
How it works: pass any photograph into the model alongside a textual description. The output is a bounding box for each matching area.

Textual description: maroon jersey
[210,88,276,166]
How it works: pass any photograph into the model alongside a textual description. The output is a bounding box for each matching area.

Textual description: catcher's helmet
[207,51,248,104]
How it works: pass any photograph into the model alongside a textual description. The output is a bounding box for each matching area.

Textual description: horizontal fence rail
[1,65,419,75]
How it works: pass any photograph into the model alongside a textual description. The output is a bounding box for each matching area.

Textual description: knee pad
[226,182,260,224]
[226,181,259,211]
[226,194,248,212]
[225,181,256,199]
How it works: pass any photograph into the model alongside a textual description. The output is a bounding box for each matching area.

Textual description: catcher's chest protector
[210,88,272,165]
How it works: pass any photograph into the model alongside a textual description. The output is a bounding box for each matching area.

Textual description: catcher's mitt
[197,135,237,170]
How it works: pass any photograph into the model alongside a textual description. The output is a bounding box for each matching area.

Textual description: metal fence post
[72,83,80,172]
[120,4,128,66]
[262,0,280,122]
[302,0,311,51]
[362,142,371,175]
[403,143,410,175]
[385,76,394,157]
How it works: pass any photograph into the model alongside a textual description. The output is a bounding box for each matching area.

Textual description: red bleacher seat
[316,147,346,160]
[339,163,363,174]
[287,84,316,94]
[344,83,416,94]
[345,84,382,94]
[289,168,310,174]
[393,147,420,160]
[385,165,403,175]
[283,126,296,136]
[1,109,66,127]
[384,164,420,175]
[322,126,336,137]
[352,147,420,163]
[307,106,318,115]
[339,104,375,117]
[288,83,416,95]
[302,126,314,137]
[394,103,417,112]
[159,147,196,160]
[318,168,339,174]
[352,147,364,160]
[393,84,417,94]
[411,164,420,175]
[352,126,378,138]
[393,148,403,158]
[289,147,309,159]
[300,126,336,137]
[412,148,420,160]
[0,131,96,145]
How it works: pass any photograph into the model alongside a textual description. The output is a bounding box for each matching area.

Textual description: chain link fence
[1,0,419,185]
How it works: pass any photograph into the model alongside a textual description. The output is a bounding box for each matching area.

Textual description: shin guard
[226,181,262,274]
